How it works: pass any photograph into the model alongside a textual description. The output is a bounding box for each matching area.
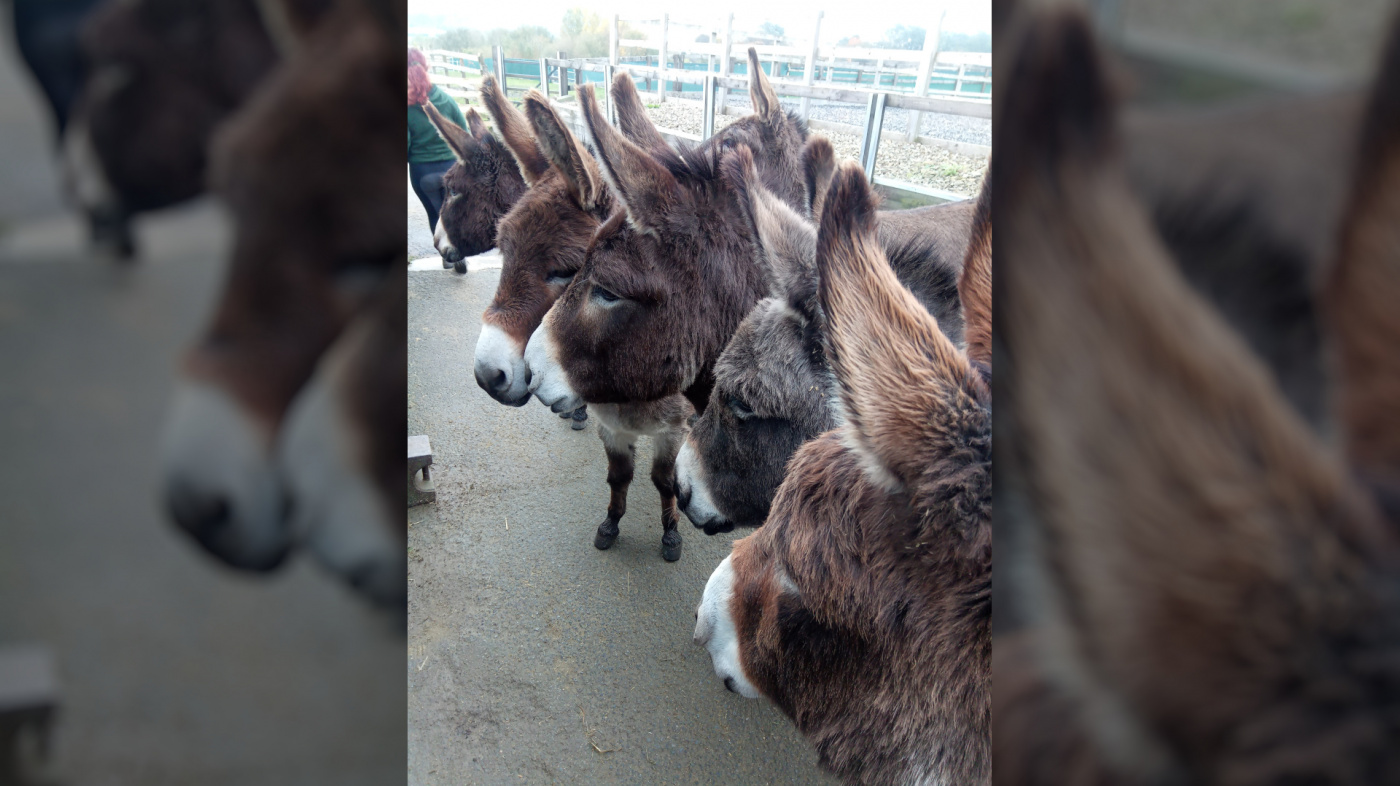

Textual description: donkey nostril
[490,369,506,391]
[167,485,231,541]
[724,676,736,694]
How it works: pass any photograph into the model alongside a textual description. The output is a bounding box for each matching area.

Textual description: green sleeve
[444,94,465,127]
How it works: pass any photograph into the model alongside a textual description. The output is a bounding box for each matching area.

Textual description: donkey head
[676,140,835,532]
[472,81,614,406]
[160,0,399,572]
[425,102,525,266]
[996,4,1400,782]
[62,0,300,258]
[693,162,992,783]
[704,48,810,209]
[524,82,769,412]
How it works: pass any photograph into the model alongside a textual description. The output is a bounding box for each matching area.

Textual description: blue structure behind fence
[434,54,991,97]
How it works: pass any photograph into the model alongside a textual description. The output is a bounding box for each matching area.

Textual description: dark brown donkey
[677,138,979,532]
[63,0,331,258]
[694,163,991,785]
[995,4,1400,783]
[470,74,614,408]
[476,60,812,561]
[477,52,810,409]
[161,0,400,582]
[419,102,526,271]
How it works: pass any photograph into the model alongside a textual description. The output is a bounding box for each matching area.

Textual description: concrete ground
[406,235,836,783]
[0,18,403,786]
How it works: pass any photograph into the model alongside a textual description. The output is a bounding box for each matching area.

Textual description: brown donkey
[694,163,991,785]
[995,4,1400,783]
[161,0,400,578]
[475,62,810,561]
[63,0,332,259]
[677,139,979,532]
[477,55,810,409]
[420,101,526,270]
[469,75,614,407]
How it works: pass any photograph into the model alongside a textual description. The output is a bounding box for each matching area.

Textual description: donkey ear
[579,84,679,236]
[722,145,819,320]
[611,71,671,155]
[480,75,550,185]
[523,90,607,213]
[464,107,489,141]
[747,48,782,121]
[960,166,992,378]
[802,135,837,220]
[998,6,1386,773]
[421,100,472,162]
[818,162,979,504]
[1325,15,1400,494]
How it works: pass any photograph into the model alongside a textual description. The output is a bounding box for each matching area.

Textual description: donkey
[161,0,401,579]
[522,60,805,416]
[693,162,992,785]
[677,138,980,533]
[62,0,331,258]
[475,52,811,410]
[419,101,526,271]
[995,3,1400,782]
[478,56,815,560]
[469,74,614,409]
[277,267,406,607]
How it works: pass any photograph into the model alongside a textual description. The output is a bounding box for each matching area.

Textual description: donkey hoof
[570,408,588,430]
[453,259,467,275]
[594,520,620,550]
[661,531,682,562]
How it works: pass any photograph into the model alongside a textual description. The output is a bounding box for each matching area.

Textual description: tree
[881,24,925,50]
[758,21,785,40]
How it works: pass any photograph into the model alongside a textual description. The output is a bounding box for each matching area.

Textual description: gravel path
[643,97,988,197]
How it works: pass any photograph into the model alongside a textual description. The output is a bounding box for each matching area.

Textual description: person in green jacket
[408,48,464,234]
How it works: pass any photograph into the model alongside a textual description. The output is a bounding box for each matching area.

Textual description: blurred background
[0,2,404,784]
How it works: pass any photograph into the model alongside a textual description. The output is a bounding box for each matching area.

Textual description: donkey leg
[652,425,684,562]
[595,423,635,550]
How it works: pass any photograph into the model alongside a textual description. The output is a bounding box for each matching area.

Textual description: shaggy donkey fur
[161,0,401,581]
[696,162,991,785]
[421,102,526,268]
[530,49,813,414]
[475,63,816,561]
[678,139,977,531]
[994,4,1400,783]
[64,0,332,258]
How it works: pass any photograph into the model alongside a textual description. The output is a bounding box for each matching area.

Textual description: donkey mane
[646,108,811,186]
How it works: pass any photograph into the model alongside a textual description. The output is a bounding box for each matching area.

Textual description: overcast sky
[408,0,990,45]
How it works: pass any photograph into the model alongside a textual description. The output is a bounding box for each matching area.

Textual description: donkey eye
[592,285,621,304]
[546,270,575,285]
[720,137,737,151]
[447,186,459,198]
[729,396,755,420]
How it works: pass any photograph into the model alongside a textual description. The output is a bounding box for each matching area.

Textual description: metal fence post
[609,14,620,66]
[701,74,716,140]
[493,45,506,93]
[717,13,733,111]
[907,10,945,142]
[800,11,823,119]
[539,57,548,92]
[604,64,616,125]
[859,92,887,183]
[657,13,669,103]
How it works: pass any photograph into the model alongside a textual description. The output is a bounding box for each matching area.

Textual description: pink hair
[408,48,431,106]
